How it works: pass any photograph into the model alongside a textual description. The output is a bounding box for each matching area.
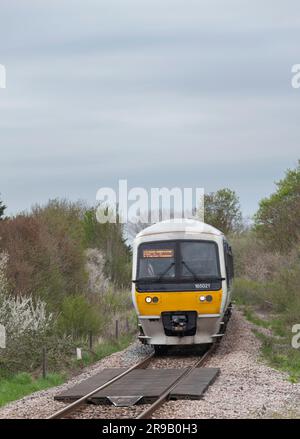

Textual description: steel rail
[47,353,154,419]
[136,344,215,419]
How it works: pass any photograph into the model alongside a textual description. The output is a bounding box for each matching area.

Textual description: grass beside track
[0,373,65,407]
[0,335,134,408]
[237,304,300,383]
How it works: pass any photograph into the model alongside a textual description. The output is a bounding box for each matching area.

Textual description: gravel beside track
[153,309,300,419]
[0,308,299,419]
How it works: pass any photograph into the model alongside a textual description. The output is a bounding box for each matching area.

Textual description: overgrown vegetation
[0,200,133,385]
[232,161,300,381]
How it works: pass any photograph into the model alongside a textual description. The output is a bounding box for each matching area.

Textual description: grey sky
[0,0,299,217]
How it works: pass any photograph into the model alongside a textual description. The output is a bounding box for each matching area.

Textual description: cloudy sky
[0,0,299,218]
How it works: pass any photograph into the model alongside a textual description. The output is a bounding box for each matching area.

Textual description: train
[131,218,233,353]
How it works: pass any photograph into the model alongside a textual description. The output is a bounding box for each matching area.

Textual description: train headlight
[152,296,159,303]
[145,297,152,303]
[206,295,213,302]
[199,296,206,302]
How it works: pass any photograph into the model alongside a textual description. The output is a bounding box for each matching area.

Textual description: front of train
[132,219,231,349]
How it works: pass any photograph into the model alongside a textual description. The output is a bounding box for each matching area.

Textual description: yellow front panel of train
[135,290,222,315]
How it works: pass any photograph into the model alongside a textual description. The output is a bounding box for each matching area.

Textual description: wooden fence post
[42,347,47,379]
[115,319,119,340]
[89,331,93,350]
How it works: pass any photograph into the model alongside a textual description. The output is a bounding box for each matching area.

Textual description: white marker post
[76,347,82,360]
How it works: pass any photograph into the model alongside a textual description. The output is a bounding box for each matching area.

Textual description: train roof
[136,218,223,239]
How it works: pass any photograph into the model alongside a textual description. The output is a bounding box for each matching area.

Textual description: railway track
[137,344,214,419]
[47,353,154,419]
[48,344,216,420]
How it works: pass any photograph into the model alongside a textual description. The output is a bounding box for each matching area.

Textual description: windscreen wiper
[157,261,175,281]
[181,260,224,282]
[181,260,198,280]
[133,262,175,283]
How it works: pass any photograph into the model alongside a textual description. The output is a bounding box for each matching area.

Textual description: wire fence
[40,315,138,378]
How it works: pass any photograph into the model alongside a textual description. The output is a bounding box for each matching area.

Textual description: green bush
[101,288,132,314]
[57,295,104,339]
[0,329,75,377]
[233,277,265,307]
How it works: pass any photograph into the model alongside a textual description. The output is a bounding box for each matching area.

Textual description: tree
[83,207,131,287]
[203,188,242,235]
[0,195,6,220]
[0,200,88,304]
[254,161,300,251]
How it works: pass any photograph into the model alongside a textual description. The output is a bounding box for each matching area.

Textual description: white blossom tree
[0,252,53,338]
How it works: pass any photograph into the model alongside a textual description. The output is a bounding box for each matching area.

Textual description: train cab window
[138,242,176,279]
[180,241,219,278]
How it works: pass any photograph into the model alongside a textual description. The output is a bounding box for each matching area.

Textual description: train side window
[224,241,234,287]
